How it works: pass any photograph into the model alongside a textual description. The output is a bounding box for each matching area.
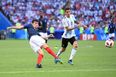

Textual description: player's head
[39,10,45,18]
[32,19,39,28]
[64,8,71,17]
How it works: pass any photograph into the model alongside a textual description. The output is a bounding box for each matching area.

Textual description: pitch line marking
[0,69,116,74]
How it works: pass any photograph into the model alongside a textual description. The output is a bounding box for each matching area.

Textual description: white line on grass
[0,69,116,74]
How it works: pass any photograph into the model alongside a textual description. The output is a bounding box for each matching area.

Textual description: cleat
[54,59,63,64]
[36,64,42,68]
[68,60,73,65]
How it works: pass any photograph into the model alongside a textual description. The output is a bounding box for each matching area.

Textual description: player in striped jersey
[57,8,78,65]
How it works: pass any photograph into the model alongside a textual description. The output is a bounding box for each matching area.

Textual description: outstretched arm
[76,21,87,29]
[7,25,24,30]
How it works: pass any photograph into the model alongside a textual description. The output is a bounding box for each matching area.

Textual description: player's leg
[56,38,68,56]
[42,43,58,59]
[36,48,44,68]
[29,35,51,68]
[31,35,62,64]
[68,37,78,65]
[43,44,62,64]
[57,47,66,56]
[42,44,63,64]
[34,35,58,58]
[29,36,44,68]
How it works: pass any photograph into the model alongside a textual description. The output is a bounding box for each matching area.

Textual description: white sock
[69,48,77,60]
[56,48,63,56]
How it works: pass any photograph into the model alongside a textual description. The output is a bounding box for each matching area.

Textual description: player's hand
[83,26,87,29]
[48,34,54,38]
[7,27,11,30]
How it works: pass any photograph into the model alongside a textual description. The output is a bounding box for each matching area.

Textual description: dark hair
[40,10,44,13]
[32,19,38,23]
[64,8,70,11]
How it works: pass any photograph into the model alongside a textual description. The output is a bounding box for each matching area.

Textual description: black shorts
[61,36,77,48]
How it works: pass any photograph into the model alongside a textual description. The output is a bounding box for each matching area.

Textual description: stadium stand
[0,0,116,40]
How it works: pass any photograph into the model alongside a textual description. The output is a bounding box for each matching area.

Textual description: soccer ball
[105,39,114,48]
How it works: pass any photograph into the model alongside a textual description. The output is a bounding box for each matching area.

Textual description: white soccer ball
[105,39,114,48]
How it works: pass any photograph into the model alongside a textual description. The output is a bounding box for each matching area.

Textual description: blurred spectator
[49,26,55,39]
[0,0,116,30]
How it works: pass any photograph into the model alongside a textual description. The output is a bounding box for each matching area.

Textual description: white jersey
[62,14,76,38]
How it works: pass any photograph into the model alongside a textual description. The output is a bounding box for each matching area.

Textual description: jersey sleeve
[23,24,29,29]
[71,14,76,22]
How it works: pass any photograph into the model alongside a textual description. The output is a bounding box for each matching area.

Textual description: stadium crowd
[1,0,116,30]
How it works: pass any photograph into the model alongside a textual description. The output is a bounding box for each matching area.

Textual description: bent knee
[73,41,78,48]
[38,49,44,55]
[62,48,66,52]
[73,45,78,48]
[42,43,49,49]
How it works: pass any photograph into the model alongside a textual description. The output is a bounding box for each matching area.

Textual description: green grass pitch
[0,39,116,77]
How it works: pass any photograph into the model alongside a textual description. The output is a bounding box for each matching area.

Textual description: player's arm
[65,21,81,31]
[63,18,77,31]
[76,21,87,29]
[41,34,54,40]
[47,34,54,38]
[7,25,24,30]
[65,26,76,31]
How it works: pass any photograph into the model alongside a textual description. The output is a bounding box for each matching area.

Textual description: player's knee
[62,48,66,52]
[39,52,44,55]
[73,42,78,48]
[38,49,44,55]
[42,43,49,49]
[74,45,78,48]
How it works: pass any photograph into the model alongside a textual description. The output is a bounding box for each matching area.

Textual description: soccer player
[90,24,95,40]
[7,19,62,68]
[37,10,53,43]
[56,8,78,65]
[108,19,116,40]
